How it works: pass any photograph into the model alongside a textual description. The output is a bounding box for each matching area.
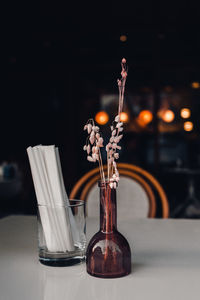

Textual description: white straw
[55,147,81,245]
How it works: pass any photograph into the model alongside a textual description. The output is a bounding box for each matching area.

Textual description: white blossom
[90,130,95,137]
[94,146,99,154]
[87,156,94,162]
[98,137,103,146]
[114,137,120,143]
[87,124,92,134]
[83,145,87,151]
[116,122,123,128]
[109,182,114,189]
[92,153,97,161]
[112,129,116,136]
[89,136,95,145]
[115,115,120,122]
[114,153,119,159]
[96,133,100,139]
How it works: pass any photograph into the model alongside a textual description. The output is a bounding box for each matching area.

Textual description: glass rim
[37,199,85,208]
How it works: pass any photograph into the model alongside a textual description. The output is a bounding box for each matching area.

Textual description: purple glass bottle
[86,180,131,278]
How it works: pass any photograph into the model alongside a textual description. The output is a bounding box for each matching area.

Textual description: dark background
[2,1,200,217]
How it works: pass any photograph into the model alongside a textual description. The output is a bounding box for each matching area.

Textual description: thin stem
[107,152,110,181]
[98,148,105,182]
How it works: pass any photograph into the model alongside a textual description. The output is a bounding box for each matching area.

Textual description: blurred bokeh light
[95,111,109,125]
[138,110,153,126]
[184,121,193,132]
[120,112,129,123]
[161,110,175,123]
[180,108,191,119]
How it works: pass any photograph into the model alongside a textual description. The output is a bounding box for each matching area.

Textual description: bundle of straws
[27,145,79,252]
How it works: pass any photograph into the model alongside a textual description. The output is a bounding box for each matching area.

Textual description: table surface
[1,216,200,300]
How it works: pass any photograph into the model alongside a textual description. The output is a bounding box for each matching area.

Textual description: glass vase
[86,180,131,278]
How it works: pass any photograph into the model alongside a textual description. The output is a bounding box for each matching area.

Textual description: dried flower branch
[83,58,128,188]
[83,119,105,182]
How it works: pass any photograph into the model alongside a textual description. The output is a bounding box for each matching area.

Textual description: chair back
[69,163,169,219]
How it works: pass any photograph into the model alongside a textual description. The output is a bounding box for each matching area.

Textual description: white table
[1,216,200,300]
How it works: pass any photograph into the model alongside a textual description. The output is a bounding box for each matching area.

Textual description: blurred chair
[70,163,169,219]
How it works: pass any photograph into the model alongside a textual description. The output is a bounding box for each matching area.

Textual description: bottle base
[87,269,131,278]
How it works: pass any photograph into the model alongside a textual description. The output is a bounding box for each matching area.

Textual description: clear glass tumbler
[37,200,86,266]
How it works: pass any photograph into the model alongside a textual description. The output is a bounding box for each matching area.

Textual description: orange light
[180,108,191,119]
[191,82,200,89]
[162,110,175,123]
[138,110,153,125]
[120,112,129,123]
[120,35,127,42]
[184,121,193,132]
[95,111,109,125]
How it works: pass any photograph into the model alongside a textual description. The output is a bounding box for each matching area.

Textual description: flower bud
[92,153,97,161]
[116,122,123,128]
[87,156,94,162]
[112,129,116,136]
[90,130,95,137]
[117,80,122,87]
[87,124,92,134]
[95,146,99,154]
[98,137,103,146]
[89,136,95,145]
[96,133,100,139]
[109,182,114,189]
[115,115,120,122]
[114,153,119,159]
[112,143,117,149]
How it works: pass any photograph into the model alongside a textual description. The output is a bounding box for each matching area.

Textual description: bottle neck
[99,181,117,233]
